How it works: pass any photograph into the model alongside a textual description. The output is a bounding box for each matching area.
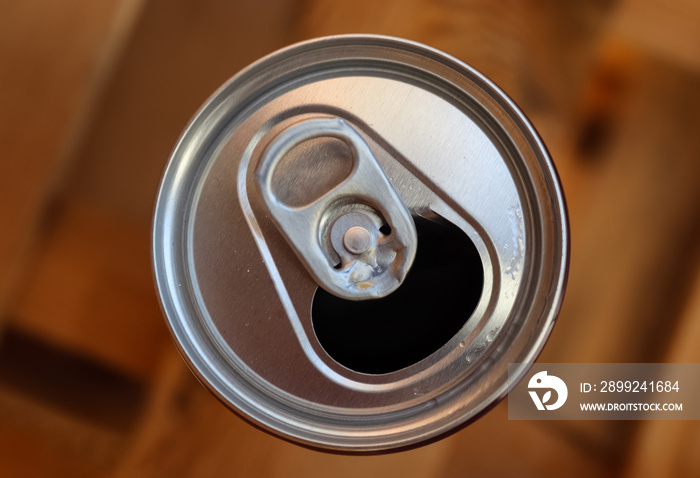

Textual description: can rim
[152,34,569,452]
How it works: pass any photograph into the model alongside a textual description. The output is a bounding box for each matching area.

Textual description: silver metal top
[153,34,569,452]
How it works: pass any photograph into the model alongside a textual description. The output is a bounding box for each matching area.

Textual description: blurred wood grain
[1,0,700,476]
[614,0,700,73]
[0,0,142,317]
[623,264,700,478]
[538,39,700,456]
[9,199,168,379]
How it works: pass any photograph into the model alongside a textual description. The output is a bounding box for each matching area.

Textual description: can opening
[311,216,483,375]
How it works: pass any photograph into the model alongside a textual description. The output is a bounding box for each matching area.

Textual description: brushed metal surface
[153,35,569,452]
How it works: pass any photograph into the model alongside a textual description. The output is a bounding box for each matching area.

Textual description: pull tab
[256,117,417,300]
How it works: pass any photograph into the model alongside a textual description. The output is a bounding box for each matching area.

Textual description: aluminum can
[153,35,569,452]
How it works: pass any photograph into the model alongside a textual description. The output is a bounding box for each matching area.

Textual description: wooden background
[1,0,699,476]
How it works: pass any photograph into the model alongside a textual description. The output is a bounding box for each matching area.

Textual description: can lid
[153,34,569,452]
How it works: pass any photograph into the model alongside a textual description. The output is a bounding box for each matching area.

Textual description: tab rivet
[343,226,372,254]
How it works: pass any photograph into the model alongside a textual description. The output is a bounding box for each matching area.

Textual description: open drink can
[152,35,569,452]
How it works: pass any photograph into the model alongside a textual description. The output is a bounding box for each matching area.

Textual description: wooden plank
[614,0,700,73]
[622,266,700,478]
[541,47,700,364]
[0,3,147,475]
[9,199,169,380]
[0,0,143,317]
[538,41,700,457]
[0,386,124,477]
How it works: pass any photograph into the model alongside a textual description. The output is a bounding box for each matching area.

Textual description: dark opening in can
[153,35,568,452]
